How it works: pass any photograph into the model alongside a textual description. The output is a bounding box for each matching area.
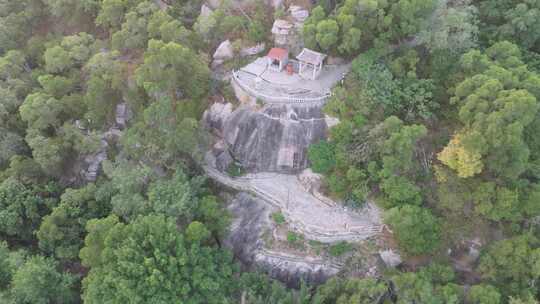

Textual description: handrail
[232,70,331,104]
[203,164,383,243]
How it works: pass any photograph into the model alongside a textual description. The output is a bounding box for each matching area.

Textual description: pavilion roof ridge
[296,48,326,66]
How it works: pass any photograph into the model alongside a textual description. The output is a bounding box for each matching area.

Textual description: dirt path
[205,159,383,243]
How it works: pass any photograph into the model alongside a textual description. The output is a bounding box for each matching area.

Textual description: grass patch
[226,162,245,177]
[272,212,285,225]
[329,241,353,257]
[286,231,304,248]
[308,240,325,255]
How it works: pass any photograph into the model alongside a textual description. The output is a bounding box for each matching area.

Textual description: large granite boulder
[200,4,213,18]
[223,104,327,173]
[224,193,339,288]
[213,40,234,60]
[203,101,233,135]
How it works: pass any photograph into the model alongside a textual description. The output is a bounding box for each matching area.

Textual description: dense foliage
[0,0,539,303]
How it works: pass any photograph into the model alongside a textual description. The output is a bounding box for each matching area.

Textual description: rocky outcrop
[200,4,213,18]
[289,5,309,23]
[240,43,266,57]
[223,104,327,173]
[379,250,402,268]
[203,101,234,135]
[213,40,234,60]
[224,193,341,288]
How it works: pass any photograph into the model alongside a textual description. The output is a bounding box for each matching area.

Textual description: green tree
[37,183,111,260]
[43,32,96,74]
[478,234,540,297]
[418,0,479,54]
[147,169,201,218]
[313,277,388,304]
[135,39,210,102]
[111,2,158,51]
[19,92,63,131]
[439,41,540,179]
[83,51,125,127]
[385,205,441,255]
[468,284,502,304]
[308,140,336,174]
[0,241,12,289]
[0,178,59,241]
[10,255,77,304]
[478,0,540,51]
[239,272,296,304]
[95,0,140,29]
[81,215,236,304]
[316,19,339,51]
[102,161,154,220]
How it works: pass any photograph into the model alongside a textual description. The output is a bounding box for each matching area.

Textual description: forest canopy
[0,0,539,303]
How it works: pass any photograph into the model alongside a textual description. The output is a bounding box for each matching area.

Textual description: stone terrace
[233,57,351,104]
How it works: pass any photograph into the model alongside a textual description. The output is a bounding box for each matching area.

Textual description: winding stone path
[205,160,383,243]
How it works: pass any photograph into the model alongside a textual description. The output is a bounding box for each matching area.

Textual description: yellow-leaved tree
[437,132,483,178]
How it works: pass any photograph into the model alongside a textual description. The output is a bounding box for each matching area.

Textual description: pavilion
[296,48,326,80]
[266,47,289,72]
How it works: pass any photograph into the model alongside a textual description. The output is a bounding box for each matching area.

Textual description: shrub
[272,212,285,225]
[329,241,353,257]
[308,140,336,174]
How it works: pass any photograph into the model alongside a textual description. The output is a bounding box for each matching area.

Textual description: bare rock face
[213,40,234,61]
[289,5,309,23]
[203,101,233,135]
[379,250,402,268]
[224,193,340,288]
[240,43,266,57]
[223,104,327,173]
[224,193,275,266]
[200,4,213,18]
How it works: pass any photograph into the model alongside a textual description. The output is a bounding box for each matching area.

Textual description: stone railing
[204,164,383,243]
[232,70,331,104]
[256,248,344,270]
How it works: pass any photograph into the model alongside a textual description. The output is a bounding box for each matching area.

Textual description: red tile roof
[267,48,288,60]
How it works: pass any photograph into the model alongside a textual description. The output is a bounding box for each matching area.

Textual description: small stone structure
[266,47,289,72]
[272,19,294,46]
[289,5,309,23]
[297,48,326,80]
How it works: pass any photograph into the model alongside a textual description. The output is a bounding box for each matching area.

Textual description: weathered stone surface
[200,4,213,18]
[269,0,284,8]
[224,193,340,288]
[215,150,234,172]
[223,104,327,173]
[206,0,222,9]
[224,193,275,265]
[213,40,234,60]
[379,250,402,268]
[211,59,224,69]
[289,5,309,22]
[115,102,129,129]
[298,168,323,193]
[326,56,345,65]
[203,101,234,134]
[325,114,340,128]
[272,19,294,46]
[240,43,266,57]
